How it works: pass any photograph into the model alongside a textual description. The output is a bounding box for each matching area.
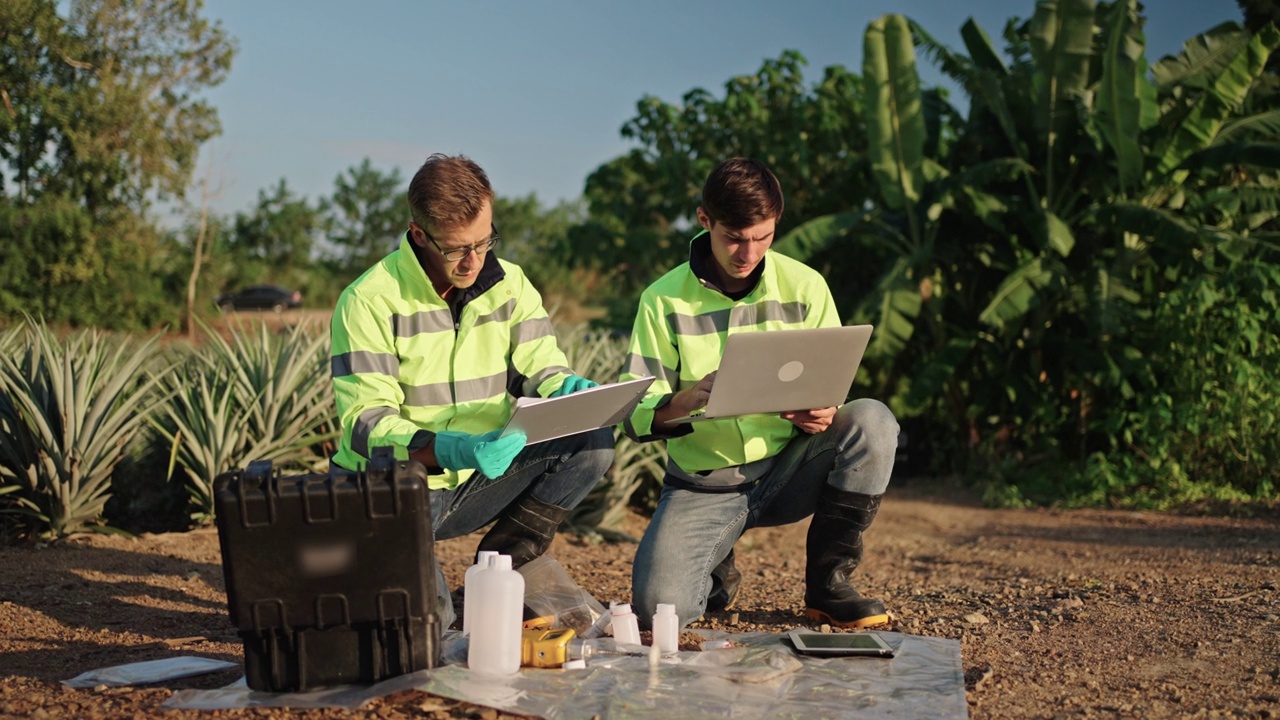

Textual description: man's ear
[696,208,712,231]
[407,222,425,247]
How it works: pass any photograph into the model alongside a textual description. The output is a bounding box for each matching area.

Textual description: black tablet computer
[786,630,894,657]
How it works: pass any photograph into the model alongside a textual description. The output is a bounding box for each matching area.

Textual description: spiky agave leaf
[0,319,170,537]
[153,319,336,521]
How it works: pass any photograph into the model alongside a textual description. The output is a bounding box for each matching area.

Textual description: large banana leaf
[979,256,1057,327]
[1155,24,1280,175]
[1213,109,1280,144]
[774,212,862,263]
[864,14,925,215]
[961,18,1009,74]
[1094,0,1158,192]
[859,256,924,360]
[1150,22,1250,90]
[1027,0,1097,203]
[1201,183,1280,229]
[1177,142,1280,173]
[1094,202,1280,260]
[905,335,979,408]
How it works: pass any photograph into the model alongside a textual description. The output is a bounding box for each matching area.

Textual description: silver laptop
[501,376,655,444]
[668,325,873,424]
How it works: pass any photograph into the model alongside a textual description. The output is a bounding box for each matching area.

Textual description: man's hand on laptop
[781,406,836,434]
[656,372,716,427]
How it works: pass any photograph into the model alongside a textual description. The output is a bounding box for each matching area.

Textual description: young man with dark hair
[620,157,899,629]
[331,153,614,628]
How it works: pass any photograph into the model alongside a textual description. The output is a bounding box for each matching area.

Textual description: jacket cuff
[624,393,694,442]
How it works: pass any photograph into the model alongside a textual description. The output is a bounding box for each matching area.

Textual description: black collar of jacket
[688,229,765,301]
[407,232,507,311]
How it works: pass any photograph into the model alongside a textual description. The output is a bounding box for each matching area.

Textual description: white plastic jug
[462,550,499,636]
[467,554,525,675]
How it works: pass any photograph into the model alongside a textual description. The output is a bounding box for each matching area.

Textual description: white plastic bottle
[609,602,642,646]
[462,550,499,636]
[651,603,679,654]
[467,554,525,675]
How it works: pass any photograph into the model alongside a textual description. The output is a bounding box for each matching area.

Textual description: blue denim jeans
[631,399,898,628]
[427,427,614,629]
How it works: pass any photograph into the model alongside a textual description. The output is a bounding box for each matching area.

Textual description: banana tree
[917,0,1280,476]
[777,15,933,365]
[781,1,1280,482]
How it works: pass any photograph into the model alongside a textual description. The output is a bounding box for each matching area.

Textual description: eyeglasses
[420,223,500,262]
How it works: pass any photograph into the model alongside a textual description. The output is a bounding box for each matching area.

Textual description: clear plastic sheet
[62,656,239,688]
[165,632,967,718]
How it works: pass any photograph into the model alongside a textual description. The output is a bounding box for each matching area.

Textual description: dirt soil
[2,481,1277,719]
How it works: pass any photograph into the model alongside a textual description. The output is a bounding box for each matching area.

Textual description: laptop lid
[501,376,655,444]
[683,325,873,421]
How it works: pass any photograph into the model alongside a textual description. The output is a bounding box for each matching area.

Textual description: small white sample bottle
[651,603,679,654]
[609,602,642,646]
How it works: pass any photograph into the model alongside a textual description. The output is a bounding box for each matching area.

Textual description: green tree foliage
[0,0,235,329]
[877,1,1280,502]
[581,1,1280,506]
[320,158,404,272]
[224,178,320,292]
[576,50,875,322]
[491,194,601,312]
[1072,260,1280,506]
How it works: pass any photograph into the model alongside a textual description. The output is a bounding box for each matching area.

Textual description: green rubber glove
[551,374,598,397]
[433,429,528,478]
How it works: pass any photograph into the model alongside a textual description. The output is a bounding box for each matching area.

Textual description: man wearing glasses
[330,153,613,628]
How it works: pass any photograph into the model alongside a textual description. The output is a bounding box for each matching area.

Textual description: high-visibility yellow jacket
[330,235,574,489]
[619,231,839,491]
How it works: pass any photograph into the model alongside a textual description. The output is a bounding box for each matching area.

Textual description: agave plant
[556,324,669,537]
[152,319,337,522]
[0,318,171,537]
[568,431,666,542]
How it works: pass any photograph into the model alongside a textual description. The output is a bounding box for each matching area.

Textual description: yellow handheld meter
[520,627,577,668]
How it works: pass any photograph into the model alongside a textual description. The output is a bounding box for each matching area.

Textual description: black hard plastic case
[213,447,440,692]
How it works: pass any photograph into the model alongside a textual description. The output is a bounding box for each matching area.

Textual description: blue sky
[192,0,1245,219]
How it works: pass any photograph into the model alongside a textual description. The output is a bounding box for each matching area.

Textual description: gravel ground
[1,482,1277,719]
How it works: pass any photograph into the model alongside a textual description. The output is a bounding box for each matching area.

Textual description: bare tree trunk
[185,161,222,340]
[184,185,209,340]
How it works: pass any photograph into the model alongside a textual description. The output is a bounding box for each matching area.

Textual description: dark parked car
[215,285,302,313]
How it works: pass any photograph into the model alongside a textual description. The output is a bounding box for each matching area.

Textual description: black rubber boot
[706,548,742,612]
[476,495,571,569]
[803,487,890,629]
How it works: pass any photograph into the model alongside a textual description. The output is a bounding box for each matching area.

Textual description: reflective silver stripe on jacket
[453,371,509,404]
[511,316,556,344]
[665,299,809,338]
[332,351,399,378]
[391,309,453,337]
[623,353,677,389]
[475,299,515,326]
[352,406,399,458]
[523,365,571,396]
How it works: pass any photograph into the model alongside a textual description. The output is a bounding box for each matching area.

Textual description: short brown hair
[406,154,494,232]
[700,157,784,229]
